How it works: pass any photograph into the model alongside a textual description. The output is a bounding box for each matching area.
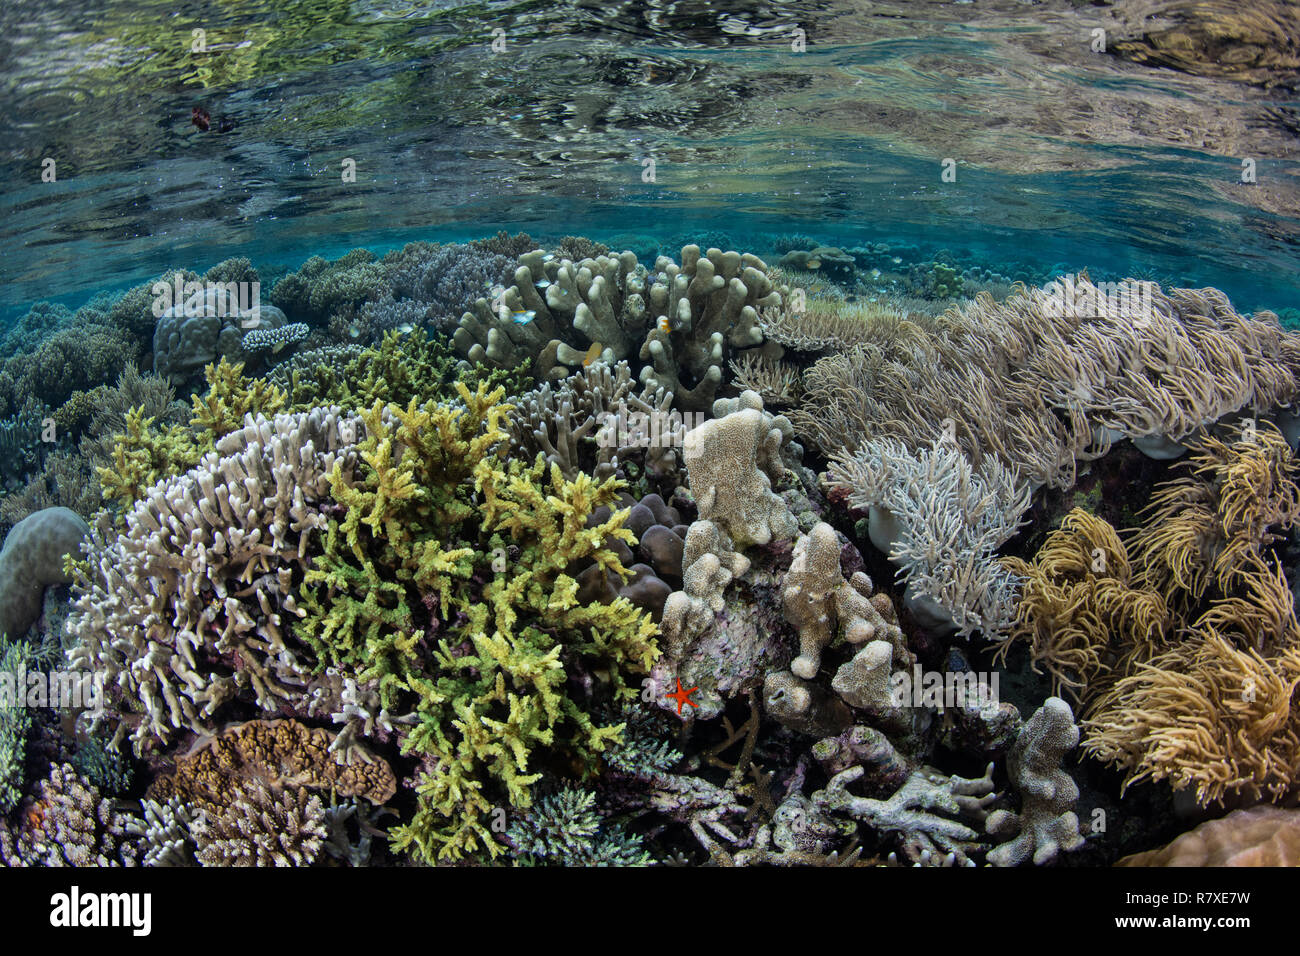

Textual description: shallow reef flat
[2,234,1300,869]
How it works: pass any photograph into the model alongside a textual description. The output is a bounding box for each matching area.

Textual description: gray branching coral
[67,407,361,748]
[987,697,1086,867]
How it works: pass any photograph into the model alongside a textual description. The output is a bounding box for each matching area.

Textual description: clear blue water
[2,0,1298,320]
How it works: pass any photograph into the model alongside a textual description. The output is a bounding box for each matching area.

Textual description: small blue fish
[512,310,536,324]
[536,279,551,289]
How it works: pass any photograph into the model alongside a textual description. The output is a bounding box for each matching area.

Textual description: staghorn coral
[128,796,196,866]
[828,437,1030,638]
[504,784,651,866]
[0,763,140,866]
[509,360,686,494]
[190,782,328,867]
[97,359,287,512]
[986,697,1085,866]
[284,328,529,414]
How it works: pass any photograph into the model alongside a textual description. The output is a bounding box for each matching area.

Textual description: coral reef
[503,785,651,866]
[795,274,1300,491]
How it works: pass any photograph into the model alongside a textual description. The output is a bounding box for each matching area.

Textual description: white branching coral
[67,406,361,749]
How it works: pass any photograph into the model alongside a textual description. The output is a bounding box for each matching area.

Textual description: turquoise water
[2,0,1298,319]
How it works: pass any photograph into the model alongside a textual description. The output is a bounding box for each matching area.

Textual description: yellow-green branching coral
[302,380,659,863]
[98,406,204,511]
[189,357,286,438]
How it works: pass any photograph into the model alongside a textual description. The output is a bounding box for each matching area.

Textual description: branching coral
[504,785,651,866]
[68,405,360,748]
[0,763,140,866]
[298,381,658,863]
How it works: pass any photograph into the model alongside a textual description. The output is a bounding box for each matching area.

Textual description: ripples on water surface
[1,0,1298,317]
